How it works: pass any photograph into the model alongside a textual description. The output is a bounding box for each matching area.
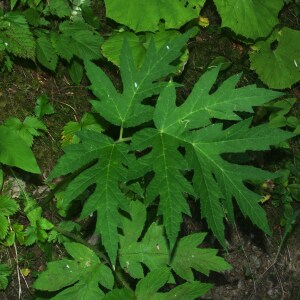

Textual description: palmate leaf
[119,201,231,280]
[104,0,205,32]
[213,0,283,39]
[130,69,295,248]
[85,28,197,128]
[33,242,114,299]
[49,130,129,264]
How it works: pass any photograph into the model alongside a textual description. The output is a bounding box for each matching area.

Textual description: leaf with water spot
[33,242,114,298]
[130,68,294,248]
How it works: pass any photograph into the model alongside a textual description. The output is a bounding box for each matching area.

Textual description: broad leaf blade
[0,126,40,173]
[213,0,283,39]
[105,0,204,32]
[250,27,300,89]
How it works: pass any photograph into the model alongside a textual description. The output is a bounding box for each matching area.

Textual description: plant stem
[116,127,132,143]
[119,127,124,141]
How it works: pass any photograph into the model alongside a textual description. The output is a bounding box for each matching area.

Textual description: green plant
[0,263,11,290]
[102,0,300,90]
[0,95,52,173]
[0,0,103,83]
[30,30,295,298]
[0,169,19,241]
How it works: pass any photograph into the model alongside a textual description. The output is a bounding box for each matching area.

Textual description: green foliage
[1,0,103,83]
[34,202,229,298]
[23,196,54,245]
[61,112,104,146]
[101,29,190,72]
[104,0,205,32]
[49,35,294,266]
[1,1,299,298]
[0,125,40,173]
[0,97,50,173]
[4,116,47,147]
[0,169,19,240]
[0,12,35,60]
[0,263,11,290]
[49,30,197,264]
[213,0,283,39]
[119,201,231,279]
[103,268,212,300]
[34,94,55,118]
[265,98,300,133]
[250,27,300,89]
[33,242,114,298]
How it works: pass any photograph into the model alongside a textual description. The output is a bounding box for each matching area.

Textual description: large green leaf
[86,28,197,128]
[130,71,294,248]
[0,126,40,173]
[49,130,129,264]
[250,27,300,89]
[104,0,205,32]
[213,0,283,39]
[34,242,113,299]
[119,201,230,280]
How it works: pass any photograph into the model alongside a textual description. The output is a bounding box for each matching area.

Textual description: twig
[233,222,257,294]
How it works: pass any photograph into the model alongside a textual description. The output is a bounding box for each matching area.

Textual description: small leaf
[68,58,84,84]
[34,95,55,118]
[0,126,40,173]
